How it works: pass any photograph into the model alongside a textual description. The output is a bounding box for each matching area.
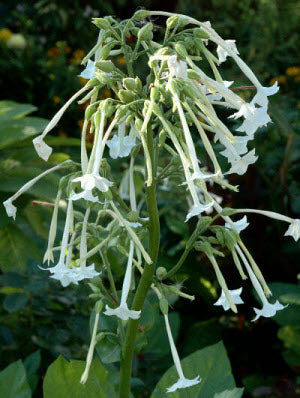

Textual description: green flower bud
[85,77,100,89]
[85,104,96,120]
[104,190,113,201]
[177,16,190,28]
[166,15,179,29]
[95,300,104,313]
[133,10,150,20]
[194,28,210,40]
[138,23,153,42]
[115,105,128,121]
[156,266,167,280]
[158,129,167,147]
[150,86,160,101]
[187,70,201,80]
[95,60,115,73]
[135,77,142,92]
[92,18,111,30]
[100,43,113,60]
[174,42,188,58]
[131,143,141,157]
[123,77,137,91]
[119,89,135,103]
[127,211,139,222]
[221,208,236,216]
[135,118,143,132]
[159,298,169,315]
[126,113,134,124]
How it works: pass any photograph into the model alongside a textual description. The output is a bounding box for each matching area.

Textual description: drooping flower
[69,189,99,203]
[284,219,300,241]
[225,216,249,234]
[3,199,17,220]
[168,55,188,80]
[79,59,96,80]
[32,135,53,161]
[163,313,201,393]
[106,123,136,159]
[214,288,244,311]
[43,189,62,264]
[73,173,113,193]
[220,135,253,160]
[252,300,287,322]
[251,82,279,108]
[235,106,272,136]
[185,201,214,222]
[104,241,141,320]
[217,40,239,63]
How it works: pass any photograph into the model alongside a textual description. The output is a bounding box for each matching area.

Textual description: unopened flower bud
[156,266,167,280]
[159,130,167,147]
[167,15,179,29]
[159,297,169,315]
[100,43,113,60]
[85,103,96,120]
[123,77,137,91]
[95,60,115,73]
[92,18,111,30]
[135,118,143,132]
[187,70,201,80]
[95,300,104,313]
[174,43,188,59]
[194,28,210,40]
[133,10,150,20]
[138,23,153,42]
[127,211,139,222]
[119,89,135,103]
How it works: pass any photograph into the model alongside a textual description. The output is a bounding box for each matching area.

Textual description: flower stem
[119,126,160,398]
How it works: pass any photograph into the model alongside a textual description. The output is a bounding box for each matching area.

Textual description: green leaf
[278,326,300,355]
[3,292,29,313]
[268,282,300,326]
[24,350,41,392]
[0,117,48,149]
[0,224,41,272]
[0,100,37,121]
[95,335,121,364]
[0,359,31,398]
[43,356,117,398]
[151,341,237,397]
[213,388,244,398]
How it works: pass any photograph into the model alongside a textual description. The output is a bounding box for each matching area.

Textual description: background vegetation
[0,1,299,397]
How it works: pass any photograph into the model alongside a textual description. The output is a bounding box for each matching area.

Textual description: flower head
[214,288,244,311]
[79,59,96,80]
[284,219,300,241]
[32,135,53,161]
[73,173,113,193]
[168,55,188,80]
[251,82,279,107]
[225,216,249,234]
[69,189,99,202]
[167,376,201,393]
[107,123,136,159]
[217,40,239,63]
[252,300,288,322]
[104,303,141,320]
[227,149,258,175]
[3,199,17,220]
[185,201,214,222]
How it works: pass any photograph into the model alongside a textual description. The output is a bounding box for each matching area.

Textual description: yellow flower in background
[270,75,286,86]
[117,56,126,65]
[286,66,300,77]
[71,49,85,64]
[7,34,26,50]
[52,96,61,104]
[0,28,12,42]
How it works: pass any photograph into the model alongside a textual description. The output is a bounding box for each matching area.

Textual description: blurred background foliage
[0,1,299,397]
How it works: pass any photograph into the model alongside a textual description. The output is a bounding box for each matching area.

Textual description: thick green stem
[119,127,160,397]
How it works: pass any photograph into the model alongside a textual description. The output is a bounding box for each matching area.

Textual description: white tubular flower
[214,288,244,311]
[168,55,188,80]
[104,241,141,320]
[251,82,279,108]
[32,135,53,161]
[73,173,113,193]
[235,245,287,321]
[220,135,253,159]
[285,219,300,241]
[79,59,96,80]
[3,163,62,219]
[33,86,88,161]
[119,220,142,229]
[226,149,258,175]
[225,216,249,234]
[43,189,62,264]
[81,311,100,384]
[217,40,239,63]
[106,123,136,159]
[235,106,272,136]
[185,201,214,222]
[164,314,201,393]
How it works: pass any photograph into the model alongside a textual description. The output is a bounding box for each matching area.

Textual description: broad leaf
[0,100,37,121]
[151,341,237,397]
[214,388,244,398]
[0,224,41,272]
[43,356,117,398]
[3,292,29,313]
[0,359,31,398]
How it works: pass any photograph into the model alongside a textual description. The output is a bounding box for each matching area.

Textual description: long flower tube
[43,189,62,265]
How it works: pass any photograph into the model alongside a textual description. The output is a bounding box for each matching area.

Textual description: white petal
[3,199,17,220]
[251,82,279,107]
[252,300,288,322]
[226,149,258,175]
[79,60,95,80]
[32,135,52,161]
[185,202,214,222]
[104,303,141,320]
[217,40,239,63]
[225,216,249,233]
[107,135,120,159]
[284,219,300,241]
[69,189,99,203]
[166,376,201,393]
[214,288,244,311]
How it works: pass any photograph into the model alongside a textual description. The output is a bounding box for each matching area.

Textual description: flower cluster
[3,10,298,394]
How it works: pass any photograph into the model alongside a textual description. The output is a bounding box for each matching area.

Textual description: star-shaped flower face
[104,303,141,320]
[284,219,300,241]
[236,106,271,136]
[251,82,279,107]
[166,376,201,393]
[47,262,100,287]
[69,189,99,203]
[252,300,288,322]
[225,216,249,234]
[220,136,253,161]
[107,135,136,159]
[217,40,239,63]
[3,199,17,220]
[79,60,96,80]
[73,173,113,193]
[74,264,100,281]
[32,135,53,161]
[185,201,214,222]
[168,55,188,80]
[227,149,258,175]
[214,288,244,311]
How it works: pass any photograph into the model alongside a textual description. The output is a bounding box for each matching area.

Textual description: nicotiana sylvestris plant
[4,9,299,396]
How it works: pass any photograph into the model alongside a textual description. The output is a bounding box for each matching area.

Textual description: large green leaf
[268,282,300,326]
[151,341,237,397]
[213,388,244,398]
[0,359,31,398]
[0,117,48,149]
[3,292,29,312]
[0,101,37,121]
[0,224,41,272]
[43,356,117,398]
